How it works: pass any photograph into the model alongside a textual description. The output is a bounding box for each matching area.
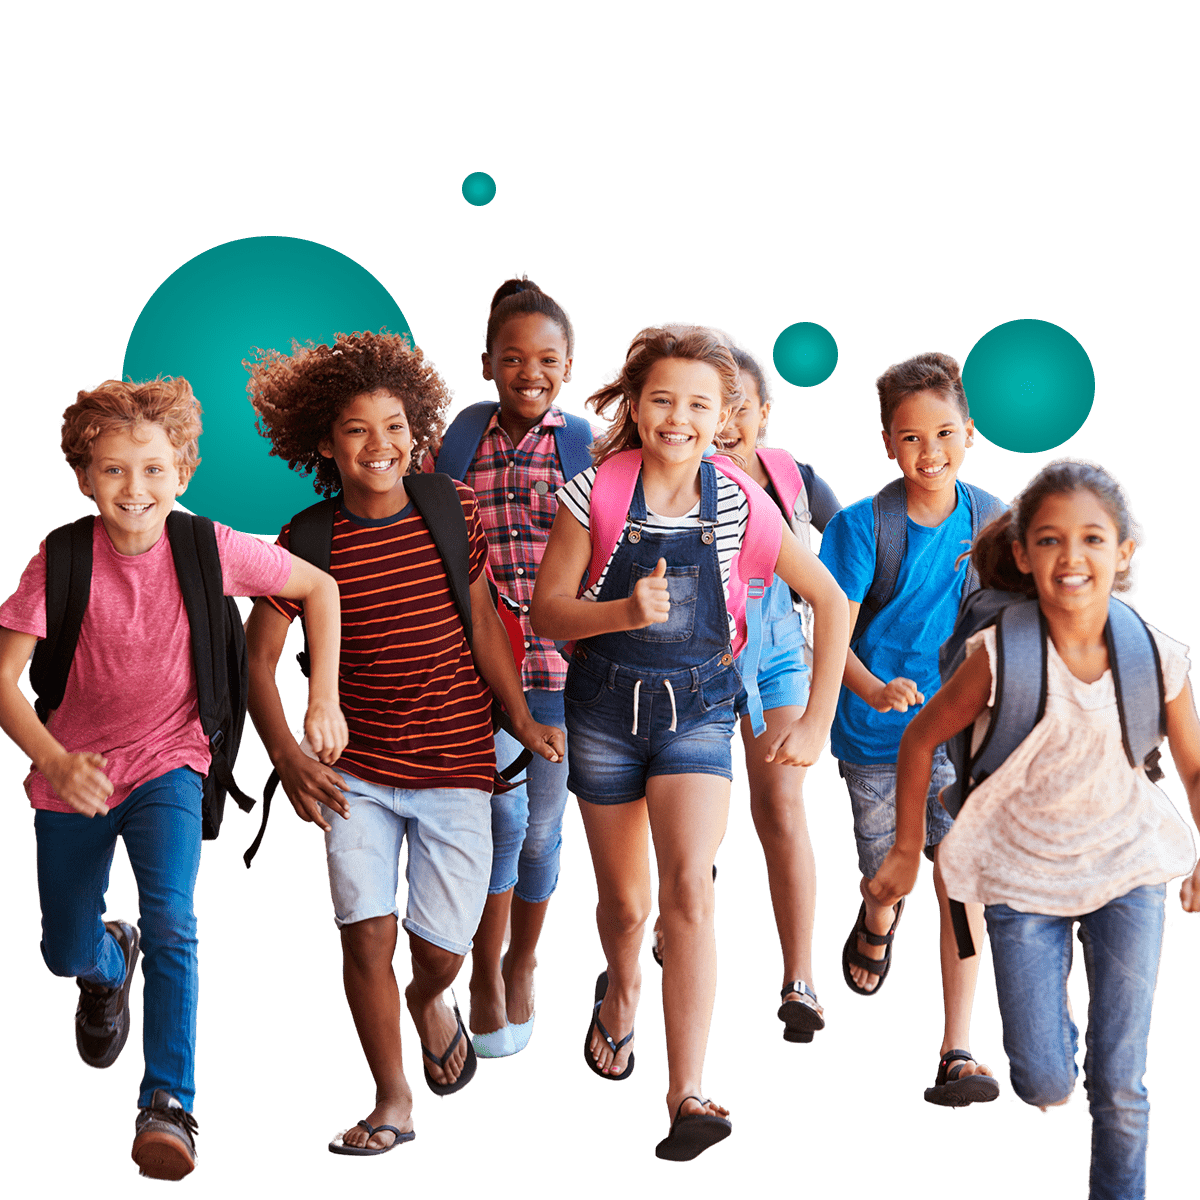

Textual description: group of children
[2,279,1198,1197]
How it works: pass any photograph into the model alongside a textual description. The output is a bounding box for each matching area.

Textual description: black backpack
[851,478,1007,648]
[254,473,533,863]
[28,512,258,844]
[937,591,1166,958]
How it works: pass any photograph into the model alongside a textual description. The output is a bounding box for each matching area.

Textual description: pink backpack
[578,448,784,736]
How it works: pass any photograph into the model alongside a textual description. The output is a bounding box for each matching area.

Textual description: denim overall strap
[582,460,732,688]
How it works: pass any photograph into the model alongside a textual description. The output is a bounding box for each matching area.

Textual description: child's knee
[659,869,715,928]
[1011,1061,1077,1109]
[41,937,96,979]
[139,902,197,957]
[340,914,398,971]
[599,891,651,936]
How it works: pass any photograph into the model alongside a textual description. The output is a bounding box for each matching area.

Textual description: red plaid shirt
[463,406,573,691]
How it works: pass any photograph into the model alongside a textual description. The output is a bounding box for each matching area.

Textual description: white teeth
[363,460,395,470]
[919,465,945,475]
[118,504,151,514]
[1057,574,1089,585]
[660,433,690,443]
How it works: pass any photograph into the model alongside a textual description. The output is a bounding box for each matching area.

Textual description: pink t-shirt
[0,517,293,812]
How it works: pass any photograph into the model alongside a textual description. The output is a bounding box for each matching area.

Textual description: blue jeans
[985,884,1165,1200]
[489,688,570,903]
[35,767,203,1110]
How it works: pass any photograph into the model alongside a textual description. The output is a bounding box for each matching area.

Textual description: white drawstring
[664,679,678,732]
[631,679,642,735]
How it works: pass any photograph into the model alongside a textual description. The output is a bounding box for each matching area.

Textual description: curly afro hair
[247,331,451,497]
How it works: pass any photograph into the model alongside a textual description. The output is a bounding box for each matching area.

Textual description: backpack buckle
[747,577,767,600]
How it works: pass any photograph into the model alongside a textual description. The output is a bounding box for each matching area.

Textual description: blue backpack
[434,402,592,482]
[938,591,1166,957]
[850,478,1007,648]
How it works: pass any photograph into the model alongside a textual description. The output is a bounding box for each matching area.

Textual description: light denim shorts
[322,771,492,955]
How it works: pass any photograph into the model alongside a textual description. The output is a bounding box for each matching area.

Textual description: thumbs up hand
[629,558,671,628]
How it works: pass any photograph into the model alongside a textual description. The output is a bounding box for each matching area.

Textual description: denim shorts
[734,606,811,718]
[565,647,738,805]
[322,771,492,955]
[839,749,956,879]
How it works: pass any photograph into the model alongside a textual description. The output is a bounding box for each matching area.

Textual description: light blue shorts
[734,587,811,719]
[322,771,492,955]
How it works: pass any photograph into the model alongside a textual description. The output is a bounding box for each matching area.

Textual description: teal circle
[123,236,409,532]
[462,172,496,206]
[962,319,1094,453]
[772,322,838,387]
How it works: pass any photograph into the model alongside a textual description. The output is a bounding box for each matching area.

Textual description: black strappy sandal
[777,980,825,1042]
[584,971,635,1080]
[924,1049,1000,1107]
[421,999,478,1096]
[841,897,904,995]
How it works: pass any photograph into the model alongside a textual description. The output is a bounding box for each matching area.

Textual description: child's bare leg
[502,896,550,1025]
[646,773,730,1120]
[934,848,993,1079]
[578,797,651,1075]
[405,935,468,1087]
[468,889,511,1035]
[743,709,817,999]
[339,915,414,1150]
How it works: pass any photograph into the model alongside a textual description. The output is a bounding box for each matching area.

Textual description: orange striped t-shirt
[268,484,494,792]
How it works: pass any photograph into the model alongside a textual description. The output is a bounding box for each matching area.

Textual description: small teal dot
[772,322,838,387]
[462,172,496,206]
[962,319,1094,453]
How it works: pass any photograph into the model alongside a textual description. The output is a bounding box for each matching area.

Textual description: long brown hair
[588,325,743,465]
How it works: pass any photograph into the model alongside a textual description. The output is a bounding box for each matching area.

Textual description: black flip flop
[841,897,904,996]
[652,864,717,968]
[924,1049,1000,1107]
[654,1095,732,1161]
[584,971,634,1080]
[421,1001,478,1096]
[777,980,825,1043]
[329,1120,416,1155]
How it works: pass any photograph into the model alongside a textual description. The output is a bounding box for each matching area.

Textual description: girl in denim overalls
[531,326,849,1161]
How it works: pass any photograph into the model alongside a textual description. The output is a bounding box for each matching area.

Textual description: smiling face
[482,312,572,427]
[631,357,727,464]
[1011,488,1135,613]
[76,421,187,555]
[719,373,769,468]
[320,389,413,517]
[882,387,974,496]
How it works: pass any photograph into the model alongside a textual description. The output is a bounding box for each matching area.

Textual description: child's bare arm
[467,572,564,765]
[245,599,348,832]
[0,626,113,816]
[841,599,924,712]
[273,556,347,764]
[869,646,992,905]
[1164,678,1200,912]
[530,507,667,641]
[766,528,850,765]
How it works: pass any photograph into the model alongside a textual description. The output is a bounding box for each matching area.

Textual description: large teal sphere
[772,322,838,387]
[123,236,409,532]
[462,172,497,206]
[962,319,1094,453]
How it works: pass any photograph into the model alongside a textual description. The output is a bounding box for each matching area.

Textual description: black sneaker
[75,919,140,1069]
[132,1091,198,1180]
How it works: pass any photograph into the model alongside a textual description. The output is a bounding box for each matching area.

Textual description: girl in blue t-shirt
[818,351,1002,1106]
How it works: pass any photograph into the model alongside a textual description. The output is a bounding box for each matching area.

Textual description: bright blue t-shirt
[819,480,975,764]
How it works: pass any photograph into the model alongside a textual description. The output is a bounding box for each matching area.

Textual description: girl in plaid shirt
[458,278,583,1058]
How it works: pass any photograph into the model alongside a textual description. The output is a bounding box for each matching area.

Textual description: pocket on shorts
[699,665,739,713]
[564,661,606,709]
[626,562,699,643]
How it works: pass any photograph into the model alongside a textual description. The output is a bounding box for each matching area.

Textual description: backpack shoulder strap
[852,477,907,646]
[967,598,1047,789]
[405,473,474,645]
[166,512,224,736]
[961,484,1008,595]
[286,496,340,574]
[434,402,501,481]
[1106,597,1166,777]
[29,516,95,721]
[582,450,643,596]
[757,448,804,519]
[553,412,593,482]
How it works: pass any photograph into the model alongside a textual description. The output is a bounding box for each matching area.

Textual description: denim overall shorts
[565,460,741,805]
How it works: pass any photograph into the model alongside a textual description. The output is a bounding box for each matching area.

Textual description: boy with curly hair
[246,331,564,1154]
[0,378,345,1180]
